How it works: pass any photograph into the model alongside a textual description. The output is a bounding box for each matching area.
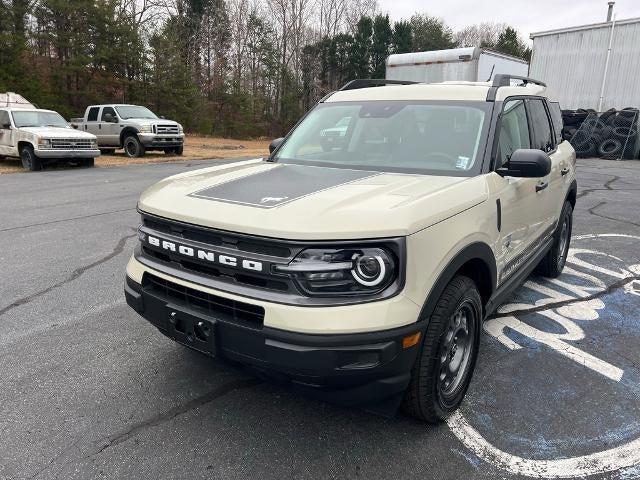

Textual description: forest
[0,0,531,138]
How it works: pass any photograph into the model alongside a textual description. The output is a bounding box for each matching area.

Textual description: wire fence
[563,108,640,160]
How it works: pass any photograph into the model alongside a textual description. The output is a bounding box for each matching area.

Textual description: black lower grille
[142,273,265,326]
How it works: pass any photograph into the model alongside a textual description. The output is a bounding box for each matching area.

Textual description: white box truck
[386,47,529,83]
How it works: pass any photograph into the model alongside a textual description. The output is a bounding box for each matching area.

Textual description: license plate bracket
[165,304,217,356]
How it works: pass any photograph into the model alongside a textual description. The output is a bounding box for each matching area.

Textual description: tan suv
[124,75,577,422]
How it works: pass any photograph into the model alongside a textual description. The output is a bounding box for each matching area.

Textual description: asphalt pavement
[1,158,639,480]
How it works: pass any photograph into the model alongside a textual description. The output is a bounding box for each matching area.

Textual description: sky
[377,0,640,41]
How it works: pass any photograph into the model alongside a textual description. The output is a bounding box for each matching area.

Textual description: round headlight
[352,253,386,286]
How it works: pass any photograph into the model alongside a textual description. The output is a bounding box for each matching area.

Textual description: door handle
[536,181,549,192]
[561,167,570,176]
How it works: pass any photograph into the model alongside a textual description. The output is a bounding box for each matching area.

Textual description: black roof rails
[492,74,547,88]
[487,74,547,101]
[339,79,418,91]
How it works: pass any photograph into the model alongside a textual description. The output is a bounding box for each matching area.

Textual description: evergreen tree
[392,20,412,54]
[410,14,457,52]
[371,14,392,78]
[495,26,525,58]
[349,16,373,80]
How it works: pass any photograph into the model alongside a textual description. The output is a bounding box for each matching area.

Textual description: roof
[530,16,640,38]
[386,47,528,67]
[326,82,547,103]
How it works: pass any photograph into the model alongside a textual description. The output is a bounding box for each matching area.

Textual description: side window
[87,107,99,122]
[0,110,10,128]
[527,99,554,152]
[548,101,563,144]
[101,106,116,121]
[497,99,530,167]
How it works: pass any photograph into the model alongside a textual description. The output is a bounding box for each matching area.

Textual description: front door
[0,110,15,156]
[100,106,120,146]
[491,98,551,284]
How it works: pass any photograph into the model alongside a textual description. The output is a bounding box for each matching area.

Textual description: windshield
[115,106,157,120]
[273,101,490,175]
[12,111,69,128]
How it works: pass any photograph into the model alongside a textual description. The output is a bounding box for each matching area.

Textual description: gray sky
[377,0,640,40]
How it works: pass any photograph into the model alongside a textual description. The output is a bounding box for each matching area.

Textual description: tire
[123,135,145,158]
[600,108,617,124]
[82,158,95,167]
[402,275,482,423]
[536,201,573,278]
[20,144,41,171]
[99,148,115,155]
[598,138,623,158]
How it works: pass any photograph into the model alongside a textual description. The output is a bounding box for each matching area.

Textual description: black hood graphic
[189,164,380,208]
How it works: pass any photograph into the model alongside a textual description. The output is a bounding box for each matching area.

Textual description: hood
[21,126,96,139]
[138,160,488,240]
[126,118,179,126]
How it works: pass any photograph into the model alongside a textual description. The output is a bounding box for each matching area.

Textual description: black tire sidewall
[124,136,143,158]
[405,276,482,422]
[20,145,40,171]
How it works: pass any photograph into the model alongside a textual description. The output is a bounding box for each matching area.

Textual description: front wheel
[81,158,95,167]
[20,144,42,171]
[402,275,482,423]
[536,201,573,278]
[123,136,145,158]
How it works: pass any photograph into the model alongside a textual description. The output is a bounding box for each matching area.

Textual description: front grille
[140,213,296,294]
[50,138,93,150]
[156,124,179,135]
[142,273,265,326]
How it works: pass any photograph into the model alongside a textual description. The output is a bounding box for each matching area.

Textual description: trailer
[385,47,529,83]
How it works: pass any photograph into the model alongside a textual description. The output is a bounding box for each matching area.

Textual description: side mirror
[160,115,166,119]
[497,149,551,178]
[269,137,285,154]
[104,113,116,123]
[1,122,11,129]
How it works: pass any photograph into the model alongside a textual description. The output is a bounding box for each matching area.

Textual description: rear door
[491,98,550,283]
[84,106,101,138]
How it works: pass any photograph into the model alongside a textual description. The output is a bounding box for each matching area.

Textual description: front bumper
[138,133,184,148]
[35,148,100,158]
[124,260,425,410]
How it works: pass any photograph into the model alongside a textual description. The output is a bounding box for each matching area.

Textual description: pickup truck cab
[125,76,577,422]
[0,107,99,170]
[72,104,184,158]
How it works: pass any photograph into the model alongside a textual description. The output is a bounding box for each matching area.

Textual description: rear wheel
[20,144,41,171]
[165,146,184,155]
[536,201,573,278]
[402,275,482,423]
[123,135,145,158]
[81,158,95,167]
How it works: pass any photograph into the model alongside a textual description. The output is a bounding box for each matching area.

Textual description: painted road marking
[450,234,640,478]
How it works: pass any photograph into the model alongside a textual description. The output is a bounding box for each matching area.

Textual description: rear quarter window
[527,99,554,153]
[548,101,563,144]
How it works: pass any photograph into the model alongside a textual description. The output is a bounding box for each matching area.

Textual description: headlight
[178,124,184,133]
[139,124,153,133]
[275,247,397,296]
[90,138,98,148]
[37,138,52,149]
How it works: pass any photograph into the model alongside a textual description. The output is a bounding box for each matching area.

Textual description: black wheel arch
[418,242,497,322]
[120,127,140,147]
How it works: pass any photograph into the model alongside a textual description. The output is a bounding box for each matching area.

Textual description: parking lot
[1,158,639,480]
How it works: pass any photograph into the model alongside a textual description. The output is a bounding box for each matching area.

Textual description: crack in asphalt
[26,378,261,480]
[0,233,136,318]
[94,378,261,453]
[577,174,619,200]
[490,275,640,319]
[0,207,136,233]
[587,201,640,228]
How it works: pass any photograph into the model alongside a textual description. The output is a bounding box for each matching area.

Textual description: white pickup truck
[0,107,100,171]
[71,104,184,158]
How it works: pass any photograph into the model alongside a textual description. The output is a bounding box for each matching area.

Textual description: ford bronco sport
[124,75,577,422]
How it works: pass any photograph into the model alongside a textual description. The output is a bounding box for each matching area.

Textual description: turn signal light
[402,332,421,349]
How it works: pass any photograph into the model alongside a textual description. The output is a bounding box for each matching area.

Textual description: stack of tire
[562,107,639,159]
